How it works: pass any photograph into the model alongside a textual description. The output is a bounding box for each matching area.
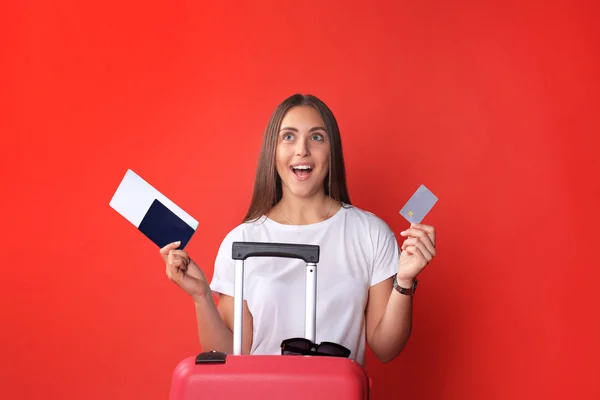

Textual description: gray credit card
[399,184,438,224]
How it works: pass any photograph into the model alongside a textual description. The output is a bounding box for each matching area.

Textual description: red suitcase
[169,242,370,399]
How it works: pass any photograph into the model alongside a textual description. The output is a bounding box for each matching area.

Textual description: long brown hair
[243,94,351,223]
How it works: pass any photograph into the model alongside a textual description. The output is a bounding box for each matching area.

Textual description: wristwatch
[392,274,418,296]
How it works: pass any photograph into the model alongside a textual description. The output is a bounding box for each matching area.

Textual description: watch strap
[392,274,418,296]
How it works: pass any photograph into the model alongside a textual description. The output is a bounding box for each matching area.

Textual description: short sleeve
[209,226,242,298]
[370,229,400,287]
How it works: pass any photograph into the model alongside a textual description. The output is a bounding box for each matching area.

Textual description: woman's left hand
[397,223,436,283]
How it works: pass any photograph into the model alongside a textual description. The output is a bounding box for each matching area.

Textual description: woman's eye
[312,134,324,141]
[283,133,294,141]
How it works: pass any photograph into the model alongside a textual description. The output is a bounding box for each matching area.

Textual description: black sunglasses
[280,338,351,358]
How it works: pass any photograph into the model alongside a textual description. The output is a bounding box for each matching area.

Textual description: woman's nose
[295,138,310,156]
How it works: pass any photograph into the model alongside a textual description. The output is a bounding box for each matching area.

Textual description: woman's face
[275,105,330,200]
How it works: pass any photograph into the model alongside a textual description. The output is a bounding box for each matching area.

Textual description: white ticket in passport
[109,169,198,249]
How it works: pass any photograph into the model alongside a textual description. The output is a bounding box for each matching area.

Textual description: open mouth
[290,165,313,179]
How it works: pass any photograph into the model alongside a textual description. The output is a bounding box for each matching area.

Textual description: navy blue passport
[138,199,195,249]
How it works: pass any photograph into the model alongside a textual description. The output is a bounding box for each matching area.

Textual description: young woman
[160,94,436,366]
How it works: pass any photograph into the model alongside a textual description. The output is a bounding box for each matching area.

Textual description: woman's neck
[273,193,337,225]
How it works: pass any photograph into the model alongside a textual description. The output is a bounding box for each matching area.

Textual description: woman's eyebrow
[279,126,327,132]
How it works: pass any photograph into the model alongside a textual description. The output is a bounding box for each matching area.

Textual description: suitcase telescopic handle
[230,242,320,356]
[232,242,320,263]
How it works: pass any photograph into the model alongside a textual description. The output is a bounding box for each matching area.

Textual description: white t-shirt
[209,204,399,365]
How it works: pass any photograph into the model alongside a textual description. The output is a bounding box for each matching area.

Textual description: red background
[1,1,599,399]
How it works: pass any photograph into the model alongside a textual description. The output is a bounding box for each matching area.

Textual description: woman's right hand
[160,241,210,300]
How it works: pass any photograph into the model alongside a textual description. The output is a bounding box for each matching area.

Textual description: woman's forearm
[192,292,234,354]
[369,279,414,363]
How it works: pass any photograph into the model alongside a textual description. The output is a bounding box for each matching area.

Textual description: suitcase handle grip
[232,242,319,263]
